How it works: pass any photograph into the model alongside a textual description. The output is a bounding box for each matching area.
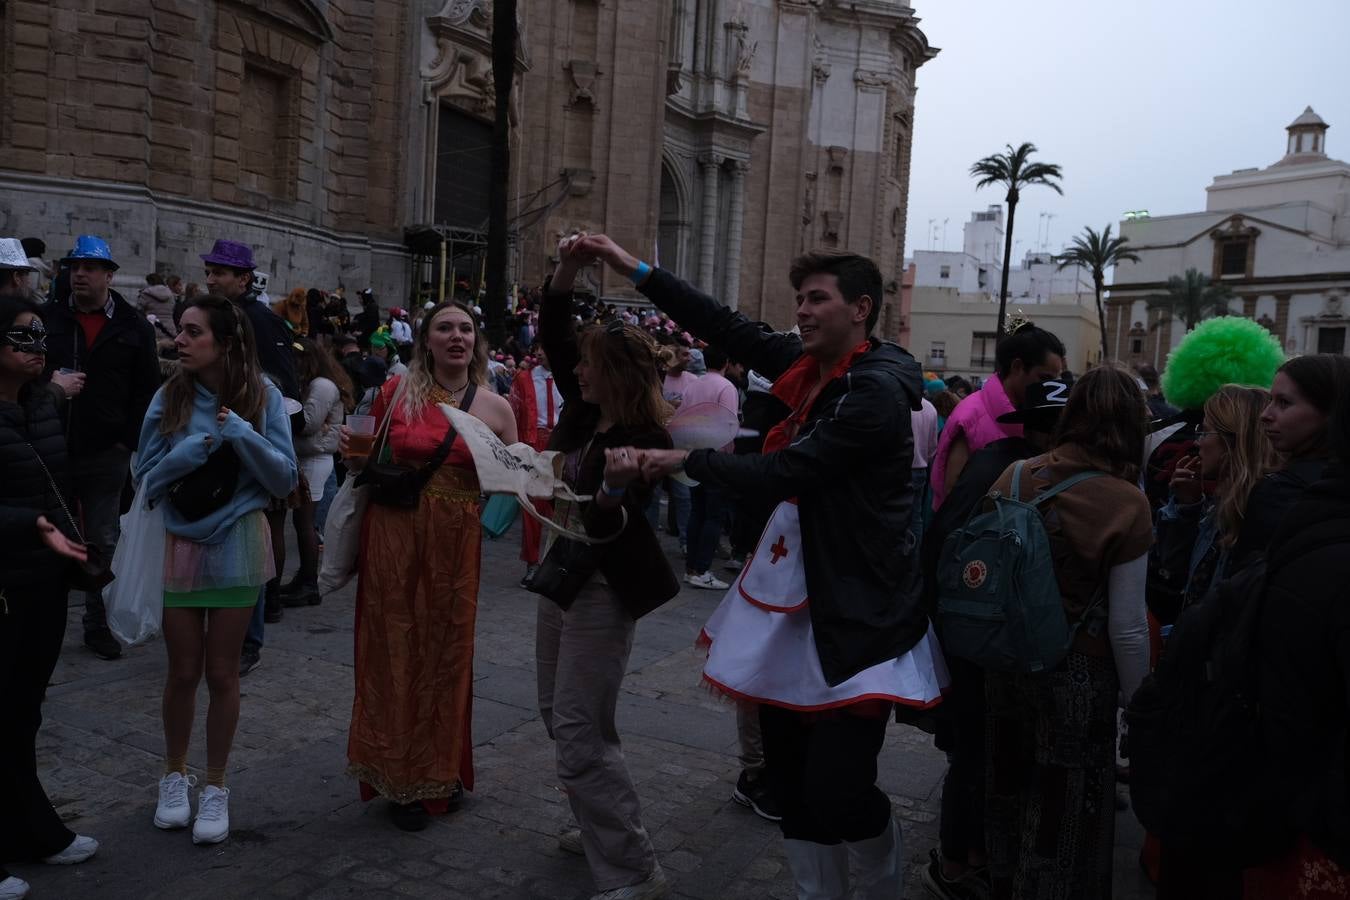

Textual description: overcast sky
[904,0,1350,261]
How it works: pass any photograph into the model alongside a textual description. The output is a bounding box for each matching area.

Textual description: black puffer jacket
[1255,469,1350,868]
[639,268,926,685]
[0,386,79,592]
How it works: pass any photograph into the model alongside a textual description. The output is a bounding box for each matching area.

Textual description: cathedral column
[698,152,722,292]
[722,160,748,310]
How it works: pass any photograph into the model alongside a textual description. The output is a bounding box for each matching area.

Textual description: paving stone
[17,522,1153,900]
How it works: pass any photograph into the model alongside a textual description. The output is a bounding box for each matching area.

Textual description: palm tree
[1146,268,1235,332]
[483,0,518,348]
[970,143,1064,336]
[1056,224,1139,363]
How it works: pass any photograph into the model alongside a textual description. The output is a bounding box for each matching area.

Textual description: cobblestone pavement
[16,520,1154,899]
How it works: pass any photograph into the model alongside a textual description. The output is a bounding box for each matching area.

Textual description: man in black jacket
[578,233,933,898]
[201,238,301,673]
[41,236,159,661]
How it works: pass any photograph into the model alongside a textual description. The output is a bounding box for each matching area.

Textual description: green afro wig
[1160,317,1285,410]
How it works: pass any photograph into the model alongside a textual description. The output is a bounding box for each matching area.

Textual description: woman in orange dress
[339,301,516,831]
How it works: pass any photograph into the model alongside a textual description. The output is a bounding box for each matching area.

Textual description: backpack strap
[1028,468,1108,506]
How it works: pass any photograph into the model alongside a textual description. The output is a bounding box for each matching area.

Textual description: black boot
[263,581,284,623]
[281,580,320,608]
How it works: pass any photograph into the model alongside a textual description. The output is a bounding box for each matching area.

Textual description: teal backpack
[935,460,1106,673]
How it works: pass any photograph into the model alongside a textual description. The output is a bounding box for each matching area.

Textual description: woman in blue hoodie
[134,294,297,847]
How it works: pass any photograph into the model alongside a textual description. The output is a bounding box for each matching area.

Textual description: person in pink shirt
[682,347,742,589]
[662,339,698,408]
[929,325,1065,510]
[660,338,698,547]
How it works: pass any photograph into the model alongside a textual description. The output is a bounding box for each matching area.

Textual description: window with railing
[970,331,998,369]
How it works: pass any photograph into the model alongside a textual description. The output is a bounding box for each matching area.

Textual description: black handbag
[358,383,475,509]
[167,443,240,522]
[524,536,602,611]
[26,443,113,591]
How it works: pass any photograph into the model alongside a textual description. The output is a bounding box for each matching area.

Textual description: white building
[1107,107,1350,365]
[906,208,1100,379]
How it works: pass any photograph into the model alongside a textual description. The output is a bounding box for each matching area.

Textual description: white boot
[782,839,849,900]
[845,818,903,899]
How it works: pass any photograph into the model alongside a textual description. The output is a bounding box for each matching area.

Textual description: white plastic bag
[318,475,369,597]
[105,481,165,647]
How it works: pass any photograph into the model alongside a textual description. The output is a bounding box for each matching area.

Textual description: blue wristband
[630,261,652,286]
[600,481,626,498]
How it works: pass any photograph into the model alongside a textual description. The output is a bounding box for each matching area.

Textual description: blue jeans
[687,484,728,574]
[244,586,265,652]
[314,466,339,535]
[668,479,691,545]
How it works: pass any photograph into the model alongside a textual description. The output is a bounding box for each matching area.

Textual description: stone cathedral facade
[0,0,933,339]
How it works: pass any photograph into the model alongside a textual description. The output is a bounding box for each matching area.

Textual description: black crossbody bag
[167,443,241,522]
[358,383,476,509]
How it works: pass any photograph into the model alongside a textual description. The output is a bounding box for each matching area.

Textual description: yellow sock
[164,755,188,776]
[206,766,227,788]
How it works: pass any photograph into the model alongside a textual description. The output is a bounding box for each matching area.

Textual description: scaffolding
[403,224,489,310]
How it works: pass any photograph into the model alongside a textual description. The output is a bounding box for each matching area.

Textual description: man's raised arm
[575,234,802,382]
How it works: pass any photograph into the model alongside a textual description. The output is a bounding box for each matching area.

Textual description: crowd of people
[0,226,1346,900]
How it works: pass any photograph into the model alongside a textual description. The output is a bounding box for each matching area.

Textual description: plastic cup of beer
[345,415,377,458]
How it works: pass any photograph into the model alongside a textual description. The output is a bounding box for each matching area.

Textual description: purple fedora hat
[200,239,256,270]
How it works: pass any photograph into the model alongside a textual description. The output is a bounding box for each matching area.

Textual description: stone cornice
[1107,270,1350,297]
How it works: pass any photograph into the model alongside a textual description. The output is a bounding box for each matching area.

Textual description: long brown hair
[296,336,356,414]
[579,320,672,432]
[400,301,489,417]
[1203,385,1277,546]
[159,293,268,434]
[1053,363,1149,479]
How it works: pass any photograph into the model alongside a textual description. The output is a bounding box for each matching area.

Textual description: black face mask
[3,322,48,354]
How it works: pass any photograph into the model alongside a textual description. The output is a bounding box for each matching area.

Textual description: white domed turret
[1279,106,1329,164]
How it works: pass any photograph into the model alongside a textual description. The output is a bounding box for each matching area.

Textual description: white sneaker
[0,876,30,899]
[192,786,230,845]
[589,866,669,899]
[154,772,197,829]
[41,834,98,865]
[686,572,729,590]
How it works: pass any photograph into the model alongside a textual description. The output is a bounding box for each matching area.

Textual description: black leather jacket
[639,268,927,685]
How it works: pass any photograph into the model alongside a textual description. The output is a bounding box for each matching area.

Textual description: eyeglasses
[3,322,48,354]
[1194,430,1223,441]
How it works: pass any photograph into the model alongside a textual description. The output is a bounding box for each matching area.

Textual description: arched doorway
[658,159,688,279]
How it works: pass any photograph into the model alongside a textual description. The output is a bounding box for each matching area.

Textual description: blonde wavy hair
[399,301,489,417]
[1203,384,1277,546]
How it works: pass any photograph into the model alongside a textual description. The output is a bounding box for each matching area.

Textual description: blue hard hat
[62,235,119,271]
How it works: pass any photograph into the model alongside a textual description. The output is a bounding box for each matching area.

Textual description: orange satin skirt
[347,465,482,806]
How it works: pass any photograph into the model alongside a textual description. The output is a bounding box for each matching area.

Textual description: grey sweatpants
[536,584,658,892]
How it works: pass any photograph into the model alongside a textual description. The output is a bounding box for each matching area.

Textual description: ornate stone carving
[811,34,830,84]
[826,146,847,173]
[822,210,841,241]
[727,21,757,78]
[438,0,486,27]
[563,168,594,197]
[853,68,892,90]
[565,59,599,107]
